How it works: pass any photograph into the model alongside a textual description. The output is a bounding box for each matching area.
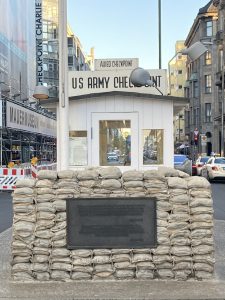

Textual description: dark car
[174,154,192,175]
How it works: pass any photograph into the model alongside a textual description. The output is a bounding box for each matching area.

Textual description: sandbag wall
[11,167,215,281]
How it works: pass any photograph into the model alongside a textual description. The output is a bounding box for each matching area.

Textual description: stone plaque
[66,198,157,249]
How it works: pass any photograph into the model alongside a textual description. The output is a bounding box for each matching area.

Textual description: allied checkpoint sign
[68,68,167,97]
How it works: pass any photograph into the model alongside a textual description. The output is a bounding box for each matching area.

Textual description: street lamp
[33,85,49,100]
[130,67,163,95]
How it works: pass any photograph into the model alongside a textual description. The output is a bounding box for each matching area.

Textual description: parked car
[195,156,211,176]
[201,157,225,182]
[191,162,197,176]
[174,154,192,175]
[107,152,119,162]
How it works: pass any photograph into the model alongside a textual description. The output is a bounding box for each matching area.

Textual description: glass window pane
[69,131,87,166]
[99,120,131,166]
[143,129,164,165]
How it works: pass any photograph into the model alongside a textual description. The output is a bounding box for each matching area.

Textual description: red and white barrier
[0,168,25,190]
[0,163,57,190]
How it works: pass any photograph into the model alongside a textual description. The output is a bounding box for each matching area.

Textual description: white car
[201,157,225,182]
[195,156,210,176]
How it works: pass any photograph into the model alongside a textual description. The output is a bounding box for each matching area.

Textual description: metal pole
[58,0,69,170]
[178,115,181,143]
[158,0,161,69]
[221,51,224,157]
[221,11,224,157]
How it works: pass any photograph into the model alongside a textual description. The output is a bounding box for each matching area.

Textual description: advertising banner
[6,101,56,137]
[0,100,2,127]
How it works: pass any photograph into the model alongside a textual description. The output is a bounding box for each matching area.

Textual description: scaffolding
[0,97,56,167]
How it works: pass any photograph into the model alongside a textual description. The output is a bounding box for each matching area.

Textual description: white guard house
[44,58,189,171]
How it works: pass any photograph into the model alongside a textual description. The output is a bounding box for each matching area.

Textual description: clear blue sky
[67,0,209,70]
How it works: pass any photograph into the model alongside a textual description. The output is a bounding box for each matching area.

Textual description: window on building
[219,101,222,114]
[48,63,53,72]
[143,129,163,165]
[193,109,197,126]
[190,106,193,125]
[53,28,57,39]
[178,85,182,89]
[205,75,212,93]
[219,49,223,70]
[193,81,199,98]
[178,70,182,74]
[205,103,212,122]
[184,87,190,98]
[206,20,213,36]
[43,64,48,71]
[186,110,190,127]
[68,37,73,47]
[196,108,200,127]
[205,51,212,65]
[68,56,74,65]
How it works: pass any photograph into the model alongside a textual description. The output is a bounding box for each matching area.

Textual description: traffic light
[193,129,199,146]
[215,73,225,89]
[194,135,198,146]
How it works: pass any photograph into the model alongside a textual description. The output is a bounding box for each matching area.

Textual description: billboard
[6,101,56,137]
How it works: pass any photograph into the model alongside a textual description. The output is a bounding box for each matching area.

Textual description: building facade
[0,0,94,166]
[168,41,187,145]
[40,0,94,99]
[184,1,218,156]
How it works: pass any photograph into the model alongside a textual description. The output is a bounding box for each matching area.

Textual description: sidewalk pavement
[1,220,225,300]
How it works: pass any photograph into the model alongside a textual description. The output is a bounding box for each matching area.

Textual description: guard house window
[99,120,131,166]
[69,131,87,166]
[205,51,211,65]
[206,20,213,37]
[205,75,212,93]
[205,103,212,123]
[143,129,164,165]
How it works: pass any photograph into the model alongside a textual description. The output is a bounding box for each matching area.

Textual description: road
[0,182,224,233]
[0,191,13,233]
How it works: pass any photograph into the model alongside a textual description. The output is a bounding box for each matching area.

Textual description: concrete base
[1,220,225,300]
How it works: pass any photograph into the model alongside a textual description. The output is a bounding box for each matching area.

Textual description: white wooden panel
[85,97,103,115]
[105,95,115,112]
[151,100,163,129]
[68,95,175,170]
[142,99,153,129]
[114,96,134,112]
[69,100,87,130]
[162,101,174,167]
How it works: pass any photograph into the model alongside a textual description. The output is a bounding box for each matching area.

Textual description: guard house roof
[41,90,189,116]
